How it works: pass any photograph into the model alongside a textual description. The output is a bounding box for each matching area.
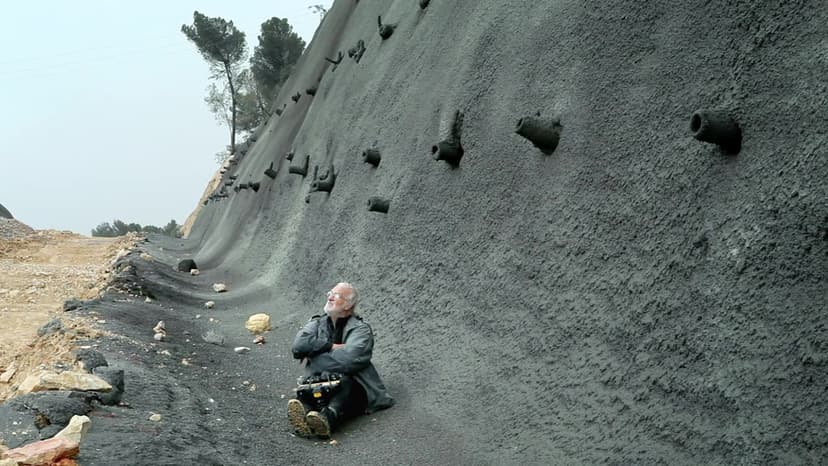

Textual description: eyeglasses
[326,290,344,300]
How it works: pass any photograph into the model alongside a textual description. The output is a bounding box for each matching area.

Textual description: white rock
[212,283,227,293]
[234,347,251,354]
[153,333,165,342]
[0,362,17,383]
[16,370,112,395]
[153,321,166,333]
[149,413,162,422]
[140,253,152,261]
[190,269,200,276]
[54,415,91,444]
[204,301,215,309]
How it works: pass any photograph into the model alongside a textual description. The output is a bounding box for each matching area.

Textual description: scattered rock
[73,349,108,373]
[152,321,166,341]
[139,253,152,261]
[15,370,112,395]
[204,301,215,309]
[92,367,124,406]
[177,259,197,272]
[245,313,272,334]
[149,413,162,422]
[0,362,17,383]
[234,347,251,354]
[0,437,79,465]
[201,330,225,346]
[253,335,266,345]
[54,415,91,444]
[36,318,63,337]
[212,283,227,293]
[190,268,200,276]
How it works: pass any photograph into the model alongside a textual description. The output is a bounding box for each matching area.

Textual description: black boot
[306,406,338,438]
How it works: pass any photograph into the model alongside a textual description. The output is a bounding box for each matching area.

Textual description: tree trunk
[225,62,237,154]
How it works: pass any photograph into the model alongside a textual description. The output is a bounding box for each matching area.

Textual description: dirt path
[0,230,138,402]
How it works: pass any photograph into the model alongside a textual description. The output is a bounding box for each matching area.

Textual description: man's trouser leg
[318,375,367,432]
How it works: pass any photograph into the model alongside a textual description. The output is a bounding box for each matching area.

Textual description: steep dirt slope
[187,0,827,463]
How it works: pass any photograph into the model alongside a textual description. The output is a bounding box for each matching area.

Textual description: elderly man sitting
[288,282,395,438]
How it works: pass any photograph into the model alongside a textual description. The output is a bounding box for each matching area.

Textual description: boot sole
[306,411,331,438]
[287,399,313,438]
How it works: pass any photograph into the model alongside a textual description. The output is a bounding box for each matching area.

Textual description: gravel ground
[0,219,34,240]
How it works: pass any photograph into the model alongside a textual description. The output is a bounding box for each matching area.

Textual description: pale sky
[0,1,333,234]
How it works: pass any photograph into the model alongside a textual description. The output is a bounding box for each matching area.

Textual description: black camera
[295,373,342,410]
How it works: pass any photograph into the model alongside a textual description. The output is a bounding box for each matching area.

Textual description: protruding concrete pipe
[289,155,309,176]
[264,162,277,179]
[432,110,465,167]
[326,51,345,72]
[362,148,381,166]
[690,110,742,154]
[311,165,336,193]
[348,40,366,63]
[367,197,390,213]
[325,51,344,65]
[250,182,261,192]
[515,115,562,155]
[378,16,395,40]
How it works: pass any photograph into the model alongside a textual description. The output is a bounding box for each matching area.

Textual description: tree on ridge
[181,11,247,154]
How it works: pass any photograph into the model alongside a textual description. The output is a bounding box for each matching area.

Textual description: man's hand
[331,343,346,350]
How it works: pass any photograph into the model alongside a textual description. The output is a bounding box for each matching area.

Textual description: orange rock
[53,459,79,466]
[1,437,79,465]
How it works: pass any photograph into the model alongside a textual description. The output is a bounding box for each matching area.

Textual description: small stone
[145,297,152,303]
[149,413,162,422]
[0,362,17,383]
[153,333,165,342]
[205,301,215,309]
[212,283,227,293]
[153,321,166,333]
[329,439,338,445]
[190,269,200,276]
[54,415,91,444]
[245,313,272,334]
[140,253,152,261]
[253,335,266,345]
[96,320,106,324]
[234,347,251,354]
